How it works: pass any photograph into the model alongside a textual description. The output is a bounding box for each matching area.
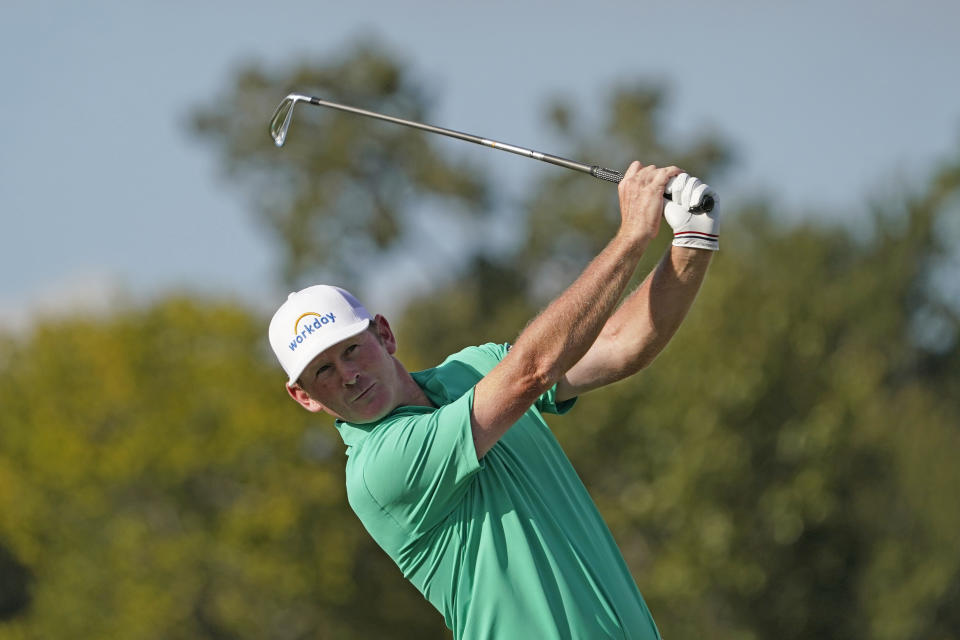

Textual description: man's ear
[373,314,398,355]
[286,383,326,413]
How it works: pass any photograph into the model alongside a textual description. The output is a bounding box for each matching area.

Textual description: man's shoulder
[437,342,509,372]
[408,342,508,401]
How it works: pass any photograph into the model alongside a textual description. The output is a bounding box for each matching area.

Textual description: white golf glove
[664,173,720,251]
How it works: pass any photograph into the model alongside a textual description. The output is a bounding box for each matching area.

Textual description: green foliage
[190,39,489,291]
[0,299,446,639]
[569,193,960,639]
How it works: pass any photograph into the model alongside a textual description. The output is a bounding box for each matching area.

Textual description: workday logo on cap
[290,311,338,352]
[268,285,372,385]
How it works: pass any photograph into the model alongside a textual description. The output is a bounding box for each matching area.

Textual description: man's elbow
[603,335,661,380]
[507,346,559,399]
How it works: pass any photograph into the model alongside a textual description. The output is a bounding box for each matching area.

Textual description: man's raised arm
[556,173,720,401]
[469,162,683,458]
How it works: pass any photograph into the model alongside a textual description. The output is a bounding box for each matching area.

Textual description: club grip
[590,165,715,213]
[591,166,624,183]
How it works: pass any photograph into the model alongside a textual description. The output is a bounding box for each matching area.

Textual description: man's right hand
[616,161,684,247]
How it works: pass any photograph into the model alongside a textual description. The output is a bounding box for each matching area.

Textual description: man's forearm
[507,232,648,386]
[600,245,712,376]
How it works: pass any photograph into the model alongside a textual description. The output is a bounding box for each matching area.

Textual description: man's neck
[393,359,435,409]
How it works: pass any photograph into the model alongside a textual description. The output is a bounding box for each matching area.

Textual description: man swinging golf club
[269,162,719,639]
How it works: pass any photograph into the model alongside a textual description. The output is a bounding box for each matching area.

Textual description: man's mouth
[352,383,375,403]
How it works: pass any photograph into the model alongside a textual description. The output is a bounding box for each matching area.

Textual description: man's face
[288,316,402,424]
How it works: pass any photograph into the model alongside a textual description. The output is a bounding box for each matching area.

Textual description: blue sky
[2,0,958,325]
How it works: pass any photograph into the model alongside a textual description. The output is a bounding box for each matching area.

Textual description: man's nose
[336,360,360,385]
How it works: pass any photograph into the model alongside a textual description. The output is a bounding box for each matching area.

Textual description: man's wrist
[612,230,652,261]
[672,234,718,252]
[668,244,714,274]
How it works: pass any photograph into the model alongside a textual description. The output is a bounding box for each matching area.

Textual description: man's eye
[315,365,332,377]
[345,344,358,355]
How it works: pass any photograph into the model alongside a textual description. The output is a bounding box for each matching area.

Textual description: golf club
[269,93,714,213]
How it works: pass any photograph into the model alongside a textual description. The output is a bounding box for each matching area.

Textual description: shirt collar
[334,367,447,449]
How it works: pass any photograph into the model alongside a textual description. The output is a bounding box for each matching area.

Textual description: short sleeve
[356,389,482,534]
[482,343,577,415]
[536,382,577,415]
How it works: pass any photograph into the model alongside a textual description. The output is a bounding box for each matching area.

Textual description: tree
[0,298,447,639]
[190,38,490,292]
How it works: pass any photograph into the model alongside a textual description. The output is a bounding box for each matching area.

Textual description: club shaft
[304,96,595,175]
[285,94,713,212]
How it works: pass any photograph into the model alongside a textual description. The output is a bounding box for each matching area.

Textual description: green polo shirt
[335,343,660,640]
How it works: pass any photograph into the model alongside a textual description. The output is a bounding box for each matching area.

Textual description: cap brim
[285,318,371,386]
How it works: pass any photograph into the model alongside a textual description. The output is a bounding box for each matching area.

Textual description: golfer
[269,162,719,639]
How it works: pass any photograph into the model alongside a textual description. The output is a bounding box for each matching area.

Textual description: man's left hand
[664,173,720,251]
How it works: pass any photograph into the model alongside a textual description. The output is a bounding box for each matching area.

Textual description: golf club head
[269,94,310,147]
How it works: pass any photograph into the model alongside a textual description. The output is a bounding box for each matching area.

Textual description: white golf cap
[268,285,372,385]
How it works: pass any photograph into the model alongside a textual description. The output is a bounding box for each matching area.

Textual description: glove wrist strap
[673,232,719,251]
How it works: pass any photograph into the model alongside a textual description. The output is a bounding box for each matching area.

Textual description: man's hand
[664,173,720,251]
[617,162,683,247]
